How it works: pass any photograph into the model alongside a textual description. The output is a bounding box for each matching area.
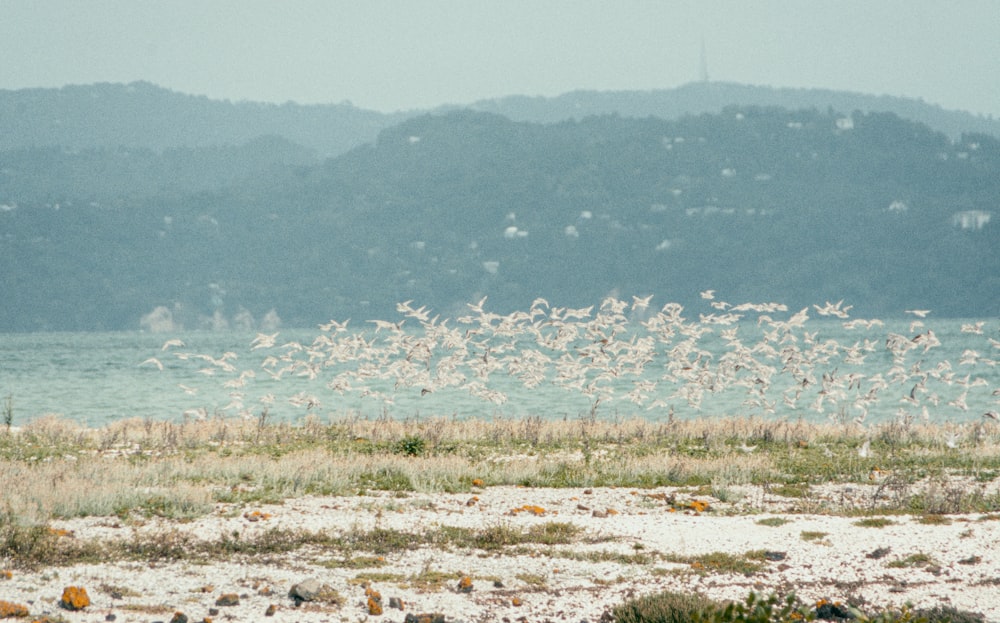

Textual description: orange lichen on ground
[365,586,383,615]
[457,576,473,593]
[471,478,485,487]
[686,500,710,513]
[0,600,30,618]
[511,597,522,607]
[0,570,11,580]
[59,586,90,611]
[510,504,546,516]
[243,510,272,521]
[48,528,73,538]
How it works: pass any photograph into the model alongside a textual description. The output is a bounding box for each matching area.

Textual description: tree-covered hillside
[0,81,406,156]
[467,82,1000,141]
[3,81,997,159]
[1,106,996,332]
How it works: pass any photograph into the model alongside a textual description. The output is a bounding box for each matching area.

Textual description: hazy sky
[2,1,998,117]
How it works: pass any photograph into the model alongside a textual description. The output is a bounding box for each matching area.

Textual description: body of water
[2,308,998,429]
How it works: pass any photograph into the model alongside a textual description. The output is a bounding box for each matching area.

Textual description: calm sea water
[1,317,997,428]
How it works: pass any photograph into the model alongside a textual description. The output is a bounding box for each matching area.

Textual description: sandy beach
[4,483,999,622]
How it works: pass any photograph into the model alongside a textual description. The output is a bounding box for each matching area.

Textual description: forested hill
[467,82,1000,141]
[1,106,996,332]
[0,81,406,157]
[2,81,997,158]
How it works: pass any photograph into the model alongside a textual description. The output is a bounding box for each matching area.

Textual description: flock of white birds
[143,293,1000,428]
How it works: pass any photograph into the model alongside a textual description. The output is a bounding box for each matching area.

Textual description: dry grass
[2,414,1000,530]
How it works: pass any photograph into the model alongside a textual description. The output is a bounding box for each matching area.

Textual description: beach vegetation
[2,395,12,430]
[662,551,767,576]
[755,517,790,527]
[2,415,1000,584]
[853,518,896,528]
[886,552,936,568]
[515,572,547,587]
[614,589,988,623]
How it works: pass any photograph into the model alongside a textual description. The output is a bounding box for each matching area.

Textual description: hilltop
[2,81,997,157]
[1,103,996,331]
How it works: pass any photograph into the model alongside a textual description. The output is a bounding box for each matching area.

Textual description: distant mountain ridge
[2,105,996,331]
[1,81,996,159]
[0,81,407,157]
[465,82,1000,141]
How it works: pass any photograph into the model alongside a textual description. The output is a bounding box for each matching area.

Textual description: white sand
[5,485,999,622]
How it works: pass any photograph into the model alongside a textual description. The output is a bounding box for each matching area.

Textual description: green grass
[853,517,896,528]
[0,518,587,569]
[3,414,1000,563]
[317,554,388,569]
[755,517,791,527]
[613,589,987,623]
[886,552,936,568]
[663,551,767,576]
[515,572,548,587]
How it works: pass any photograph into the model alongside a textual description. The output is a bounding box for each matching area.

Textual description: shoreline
[3,415,1000,621]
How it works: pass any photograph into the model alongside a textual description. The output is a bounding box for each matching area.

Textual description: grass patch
[664,551,767,576]
[1,518,590,569]
[515,572,547,587]
[755,517,791,527]
[408,568,463,591]
[886,552,936,568]
[3,415,1000,531]
[799,530,829,541]
[318,554,387,569]
[439,520,584,551]
[853,517,896,528]
[613,590,722,623]
[555,549,654,565]
[613,590,986,623]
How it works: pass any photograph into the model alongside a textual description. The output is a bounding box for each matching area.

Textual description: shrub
[395,435,427,457]
[912,605,985,623]
[699,592,809,622]
[614,590,989,623]
[612,590,721,623]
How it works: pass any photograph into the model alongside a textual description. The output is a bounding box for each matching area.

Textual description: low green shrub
[612,590,720,623]
[613,590,987,623]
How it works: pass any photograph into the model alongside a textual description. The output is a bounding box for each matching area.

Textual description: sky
[1,1,998,118]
